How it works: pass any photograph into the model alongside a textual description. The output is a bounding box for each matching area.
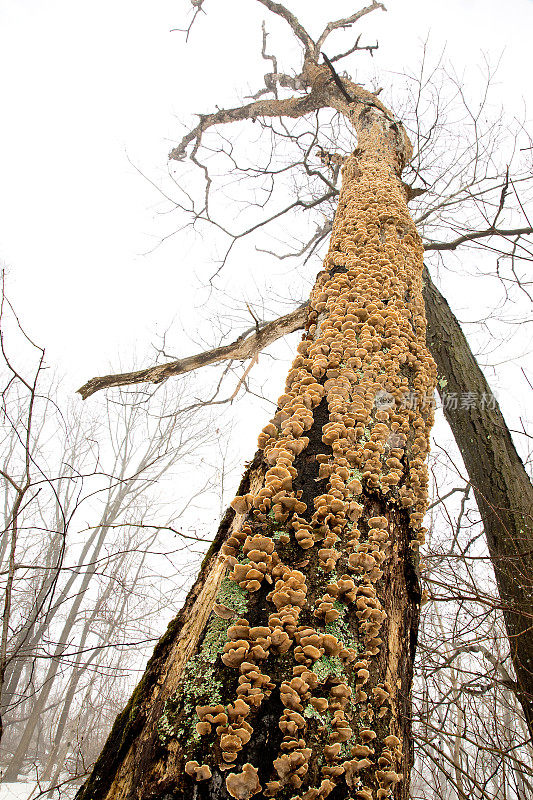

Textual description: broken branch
[77,304,308,400]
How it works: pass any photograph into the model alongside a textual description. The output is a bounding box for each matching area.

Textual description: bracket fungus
[226,763,262,799]
[168,81,435,800]
[184,761,212,781]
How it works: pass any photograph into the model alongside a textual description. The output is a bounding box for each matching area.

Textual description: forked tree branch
[315,2,386,57]
[329,34,380,63]
[169,1,395,163]
[255,0,315,57]
[255,0,385,62]
[77,304,308,400]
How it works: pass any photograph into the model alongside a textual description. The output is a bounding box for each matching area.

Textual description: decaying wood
[77,307,308,400]
[76,453,266,800]
[78,75,434,798]
[74,4,533,800]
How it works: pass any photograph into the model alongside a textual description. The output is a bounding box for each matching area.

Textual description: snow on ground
[0,785,37,800]
[0,782,78,800]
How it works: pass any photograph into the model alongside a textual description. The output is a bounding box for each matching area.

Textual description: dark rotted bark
[76,446,420,800]
[423,266,533,740]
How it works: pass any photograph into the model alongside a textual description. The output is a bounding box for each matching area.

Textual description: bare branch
[247,20,300,100]
[432,643,516,688]
[329,34,379,63]
[423,225,533,252]
[315,1,386,57]
[255,20,280,100]
[255,0,315,57]
[168,93,325,162]
[77,304,308,400]
[170,0,206,42]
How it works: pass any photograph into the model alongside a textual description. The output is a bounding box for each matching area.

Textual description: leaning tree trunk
[77,106,436,800]
[423,269,533,740]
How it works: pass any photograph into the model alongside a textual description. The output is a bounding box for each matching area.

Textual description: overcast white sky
[1,3,532,755]
[0,0,531,453]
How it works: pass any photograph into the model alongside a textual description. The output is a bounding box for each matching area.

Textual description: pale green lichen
[303,703,326,724]
[312,655,345,683]
[344,520,357,538]
[359,427,371,443]
[348,468,363,483]
[339,737,353,759]
[158,706,178,744]
[157,578,248,744]
[326,603,360,653]
[216,577,249,614]
[158,695,187,745]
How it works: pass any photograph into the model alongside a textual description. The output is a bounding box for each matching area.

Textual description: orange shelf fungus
[184,761,212,781]
[185,96,437,800]
[225,763,262,799]
[343,758,373,788]
[383,734,401,750]
[352,744,374,759]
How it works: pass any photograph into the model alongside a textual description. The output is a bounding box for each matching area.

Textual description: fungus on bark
[75,7,436,800]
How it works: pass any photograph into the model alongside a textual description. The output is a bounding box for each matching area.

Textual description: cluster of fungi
[179,111,436,800]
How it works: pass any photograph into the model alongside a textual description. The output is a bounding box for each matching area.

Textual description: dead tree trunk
[423,268,533,740]
[77,98,436,800]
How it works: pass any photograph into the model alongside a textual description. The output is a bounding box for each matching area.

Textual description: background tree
[0,276,227,785]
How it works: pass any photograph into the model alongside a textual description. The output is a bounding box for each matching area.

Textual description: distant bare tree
[0,275,226,784]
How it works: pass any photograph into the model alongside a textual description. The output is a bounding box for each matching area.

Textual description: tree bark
[77,98,436,800]
[423,267,533,740]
